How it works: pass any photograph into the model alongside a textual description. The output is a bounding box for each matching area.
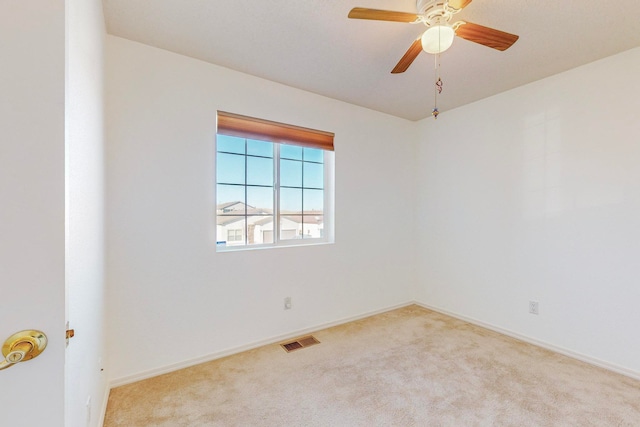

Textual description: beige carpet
[104,305,640,426]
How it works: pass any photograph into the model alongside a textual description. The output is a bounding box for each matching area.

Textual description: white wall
[105,36,417,383]
[416,47,640,376]
[0,1,66,425]
[65,0,108,425]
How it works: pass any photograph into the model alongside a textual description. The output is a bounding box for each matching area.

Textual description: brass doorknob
[0,330,47,371]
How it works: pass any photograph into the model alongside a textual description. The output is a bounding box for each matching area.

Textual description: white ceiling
[103,0,640,121]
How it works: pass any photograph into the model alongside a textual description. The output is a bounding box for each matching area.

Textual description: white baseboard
[109,301,414,388]
[97,384,110,427]
[414,301,640,381]
[109,299,639,389]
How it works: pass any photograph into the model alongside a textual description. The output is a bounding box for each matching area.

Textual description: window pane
[303,162,323,189]
[304,214,324,239]
[280,159,302,187]
[248,215,274,244]
[247,139,273,158]
[303,189,323,212]
[217,153,245,185]
[217,134,245,154]
[280,215,302,240]
[247,186,273,212]
[304,148,324,163]
[247,156,273,186]
[217,184,245,209]
[280,144,303,160]
[280,187,302,214]
[300,215,322,239]
[217,217,245,247]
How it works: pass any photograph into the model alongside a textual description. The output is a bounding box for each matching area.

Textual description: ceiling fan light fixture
[421,25,455,54]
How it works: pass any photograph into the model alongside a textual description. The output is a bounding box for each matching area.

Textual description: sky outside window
[216,135,324,212]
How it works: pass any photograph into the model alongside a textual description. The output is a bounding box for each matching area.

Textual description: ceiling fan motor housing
[416,0,457,26]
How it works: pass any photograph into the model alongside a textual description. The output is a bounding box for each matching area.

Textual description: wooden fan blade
[348,7,418,23]
[447,0,473,11]
[391,38,423,74]
[455,21,519,51]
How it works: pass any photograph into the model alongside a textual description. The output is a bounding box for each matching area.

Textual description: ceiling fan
[348,0,519,73]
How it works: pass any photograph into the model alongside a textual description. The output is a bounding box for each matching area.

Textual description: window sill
[215,239,334,253]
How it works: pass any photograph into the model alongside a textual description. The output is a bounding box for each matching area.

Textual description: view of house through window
[215,112,333,249]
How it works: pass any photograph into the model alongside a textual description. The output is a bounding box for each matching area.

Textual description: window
[215,111,334,249]
[227,229,243,242]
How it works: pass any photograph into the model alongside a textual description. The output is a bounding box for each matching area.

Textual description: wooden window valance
[217,111,334,151]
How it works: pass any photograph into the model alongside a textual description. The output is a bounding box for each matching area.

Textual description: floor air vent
[280,335,320,353]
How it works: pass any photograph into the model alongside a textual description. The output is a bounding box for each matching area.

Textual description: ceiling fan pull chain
[432,52,441,119]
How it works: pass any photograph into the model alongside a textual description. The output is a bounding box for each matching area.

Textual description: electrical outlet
[284,297,292,310]
[529,301,539,315]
